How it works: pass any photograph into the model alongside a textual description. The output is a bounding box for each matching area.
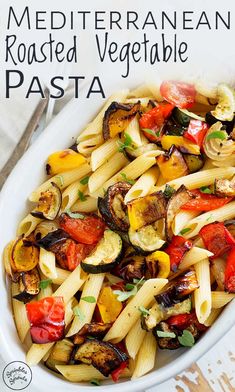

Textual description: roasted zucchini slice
[172,107,205,127]
[11,237,39,272]
[98,182,131,232]
[103,101,140,140]
[13,268,40,303]
[81,230,123,273]
[128,223,165,254]
[183,154,204,174]
[31,182,62,221]
[211,84,235,121]
[72,338,128,376]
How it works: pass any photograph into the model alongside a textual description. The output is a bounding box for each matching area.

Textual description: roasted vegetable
[215,177,235,197]
[172,107,205,127]
[97,286,123,323]
[103,101,140,140]
[114,254,145,282]
[154,321,180,349]
[225,220,235,238]
[145,251,170,279]
[165,184,192,241]
[11,237,39,272]
[81,230,123,274]
[46,149,86,175]
[128,223,165,254]
[163,117,186,136]
[31,182,62,221]
[165,236,193,271]
[183,154,204,173]
[184,119,208,147]
[72,338,128,377]
[160,81,196,109]
[34,221,59,241]
[139,102,174,142]
[73,322,112,345]
[127,192,166,231]
[59,213,105,245]
[46,339,74,371]
[36,229,70,250]
[156,146,189,181]
[161,135,200,155]
[13,268,40,303]
[182,189,232,212]
[211,83,235,121]
[98,182,131,231]
[167,310,207,333]
[224,247,235,293]
[155,269,198,308]
[199,222,235,259]
[211,258,226,290]
[205,112,234,133]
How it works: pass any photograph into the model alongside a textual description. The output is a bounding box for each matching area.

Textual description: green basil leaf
[78,190,87,202]
[80,176,90,185]
[178,329,195,347]
[200,186,212,194]
[81,296,96,303]
[156,330,176,338]
[39,279,52,289]
[125,283,135,291]
[206,131,227,141]
[163,184,175,199]
[117,133,135,152]
[120,173,135,185]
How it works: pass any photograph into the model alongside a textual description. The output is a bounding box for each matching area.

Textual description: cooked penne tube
[194,258,212,324]
[182,201,235,239]
[17,214,42,237]
[71,196,98,212]
[211,291,235,308]
[29,163,91,202]
[61,180,87,211]
[52,268,71,285]
[103,278,168,343]
[88,152,128,193]
[37,271,53,300]
[77,134,103,156]
[124,167,159,204]
[179,247,213,270]
[39,248,57,280]
[56,364,130,382]
[90,137,119,171]
[203,308,222,327]
[66,273,105,337]
[132,332,157,379]
[124,116,143,147]
[52,265,85,304]
[11,283,30,343]
[125,319,146,359]
[172,210,199,235]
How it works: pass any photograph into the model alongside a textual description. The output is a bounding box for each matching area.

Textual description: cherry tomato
[160,81,196,109]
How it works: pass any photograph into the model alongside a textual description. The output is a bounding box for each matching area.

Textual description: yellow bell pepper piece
[156,148,188,181]
[46,149,86,175]
[146,251,170,279]
[161,135,200,155]
[97,286,122,323]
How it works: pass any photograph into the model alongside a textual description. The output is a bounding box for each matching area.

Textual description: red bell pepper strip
[111,361,128,382]
[184,119,208,147]
[181,189,232,212]
[160,81,196,109]
[167,311,207,332]
[225,247,235,293]
[165,235,193,272]
[26,296,65,344]
[139,102,174,142]
[59,213,105,245]
[199,222,235,259]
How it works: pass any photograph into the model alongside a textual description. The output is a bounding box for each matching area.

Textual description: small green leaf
[206,213,213,222]
[117,133,135,152]
[178,329,195,347]
[55,175,64,187]
[163,184,175,199]
[125,283,135,291]
[73,307,85,321]
[138,306,150,316]
[78,190,87,202]
[200,186,212,194]
[39,279,52,289]
[81,296,96,303]
[142,128,159,137]
[180,228,191,235]
[206,131,227,141]
[80,176,90,185]
[66,209,85,219]
[120,173,135,185]
[90,379,101,386]
[156,330,176,338]
[113,286,138,302]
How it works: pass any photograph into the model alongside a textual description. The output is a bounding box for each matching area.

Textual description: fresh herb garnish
[163,184,175,199]
[81,296,96,303]
[125,283,135,290]
[114,277,145,302]
[138,306,150,316]
[90,379,101,386]
[39,279,52,289]
[142,128,159,137]
[55,175,64,187]
[206,213,213,222]
[178,329,195,347]
[78,190,87,202]
[180,227,191,235]
[200,186,212,194]
[73,307,85,321]
[80,176,90,185]
[156,330,176,338]
[117,133,135,152]
[66,209,85,219]
[120,173,135,185]
[207,131,227,141]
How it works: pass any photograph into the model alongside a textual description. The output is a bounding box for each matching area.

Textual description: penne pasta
[39,248,57,280]
[211,291,235,308]
[11,282,30,343]
[124,116,143,147]
[52,265,85,304]
[125,319,146,359]
[132,332,157,379]
[71,196,98,212]
[61,180,87,211]
[194,258,212,324]
[172,210,199,236]
[203,308,222,327]
[179,247,213,270]
[90,137,119,171]
[77,134,104,156]
[52,268,71,285]
[124,167,159,204]
[17,214,42,237]
[56,364,131,382]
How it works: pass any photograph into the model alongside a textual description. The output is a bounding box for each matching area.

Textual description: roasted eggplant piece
[165,185,193,241]
[128,223,165,254]
[46,339,74,371]
[214,177,235,197]
[153,321,180,350]
[36,229,70,250]
[13,268,40,303]
[156,146,189,181]
[103,101,140,140]
[73,322,112,345]
[34,221,59,241]
[205,112,234,133]
[72,338,128,377]
[11,237,39,272]
[31,182,62,220]
[98,182,131,231]
[183,154,204,174]
[127,192,166,231]
[81,230,123,273]
[114,253,145,282]
[155,269,198,308]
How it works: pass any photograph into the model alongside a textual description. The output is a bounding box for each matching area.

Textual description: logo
[2,361,32,390]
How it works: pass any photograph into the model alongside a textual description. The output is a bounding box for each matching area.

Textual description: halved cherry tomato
[225,247,235,293]
[111,361,128,382]
[66,241,95,271]
[182,189,232,212]
[167,311,207,332]
[26,296,65,343]
[59,213,105,245]
[139,102,174,142]
[199,222,235,259]
[184,120,208,148]
[165,235,192,271]
[160,81,196,109]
